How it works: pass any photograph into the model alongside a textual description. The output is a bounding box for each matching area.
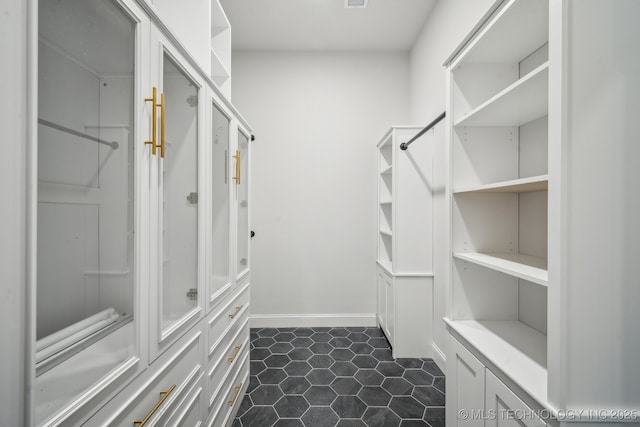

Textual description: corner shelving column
[376,127,434,359]
[444,0,552,417]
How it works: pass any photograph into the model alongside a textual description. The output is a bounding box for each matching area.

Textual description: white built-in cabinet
[30,0,251,425]
[376,127,434,358]
[445,0,640,425]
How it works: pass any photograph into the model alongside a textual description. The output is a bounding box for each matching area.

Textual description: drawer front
[207,319,250,410]
[206,350,250,427]
[89,330,203,427]
[166,377,205,427]
[207,283,250,361]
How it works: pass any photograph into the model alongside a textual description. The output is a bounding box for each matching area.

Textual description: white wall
[408,0,496,366]
[231,51,409,326]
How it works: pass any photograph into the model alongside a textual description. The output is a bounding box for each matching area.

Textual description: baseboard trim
[432,342,446,373]
[250,313,377,329]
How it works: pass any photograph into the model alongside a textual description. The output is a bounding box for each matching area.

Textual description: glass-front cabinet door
[149,30,205,358]
[35,0,149,423]
[235,129,251,280]
[210,101,232,305]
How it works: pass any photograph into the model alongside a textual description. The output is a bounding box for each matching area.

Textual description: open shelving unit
[376,126,434,358]
[445,0,551,415]
[211,0,231,98]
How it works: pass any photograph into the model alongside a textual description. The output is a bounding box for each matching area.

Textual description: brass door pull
[144,87,165,157]
[133,384,176,426]
[228,305,243,319]
[228,383,243,407]
[232,150,241,184]
[228,344,243,363]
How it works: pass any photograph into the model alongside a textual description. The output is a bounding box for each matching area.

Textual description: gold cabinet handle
[232,150,240,184]
[228,383,243,407]
[228,344,243,363]
[133,384,176,426]
[228,305,243,319]
[144,87,158,155]
[144,87,165,157]
[159,92,165,158]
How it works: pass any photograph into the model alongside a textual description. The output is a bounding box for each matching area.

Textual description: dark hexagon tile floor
[233,327,445,427]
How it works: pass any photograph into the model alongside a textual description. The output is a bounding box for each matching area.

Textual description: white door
[446,336,485,427]
[208,96,233,309]
[234,127,251,281]
[34,0,151,423]
[485,370,546,427]
[148,29,206,359]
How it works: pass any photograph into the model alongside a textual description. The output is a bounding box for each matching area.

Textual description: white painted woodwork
[454,175,548,194]
[547,0,640,413]
[152,0,211,74]
[446,1,640,421]
[446,336,485,427]
[446,320,547,409]
[453,252,547,287]
[454,63,548,127]
[376,126,434,358]
[21,0,253,424]
[446,0,551,423]
[485,370,546,427]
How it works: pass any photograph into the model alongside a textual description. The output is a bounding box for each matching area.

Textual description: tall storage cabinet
[444,0,640,425]
[23,0,253,425]
[376,127,434,358]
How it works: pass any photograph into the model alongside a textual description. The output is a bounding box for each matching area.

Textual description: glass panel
[237,131,249,275]
[212,104,230,295]
[36,0,135,422]
[161,55,199,330]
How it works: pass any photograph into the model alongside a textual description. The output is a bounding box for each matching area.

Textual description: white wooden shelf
[454,63,548,127]
[379,228,393,237]
[453,252,548,286]
[457,0,549,64]
[454,175,548,194]
[380,165,392,175]
[379,200,392,205]
[445,319,548,409]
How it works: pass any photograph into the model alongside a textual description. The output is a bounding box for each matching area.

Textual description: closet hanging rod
[400,111,446,151]
[38,118,119,149]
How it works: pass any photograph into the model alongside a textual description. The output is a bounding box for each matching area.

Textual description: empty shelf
[455,63,548,127]
[445,319,548,409]
[455,175,548,194]
[453,252,547,286]
[380,165,393,175]
[379,228,393,237]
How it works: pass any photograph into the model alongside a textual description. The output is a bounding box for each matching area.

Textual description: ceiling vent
[345,0,368,8]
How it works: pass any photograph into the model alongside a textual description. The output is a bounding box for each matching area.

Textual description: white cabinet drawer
[206,351,250,427]
[86,330,203,427]
[207,283,250,361]
[207,319,250,411]
[165,376,205,427]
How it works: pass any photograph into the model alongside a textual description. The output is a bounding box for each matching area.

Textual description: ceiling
[219,0,438,51]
